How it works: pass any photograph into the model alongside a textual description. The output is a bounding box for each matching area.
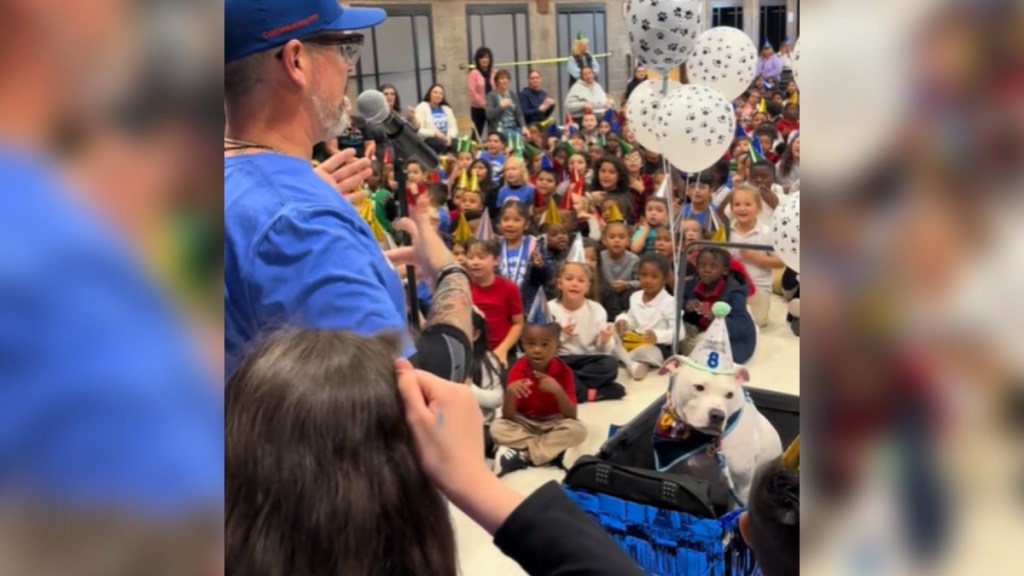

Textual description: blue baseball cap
[226,0,386,63]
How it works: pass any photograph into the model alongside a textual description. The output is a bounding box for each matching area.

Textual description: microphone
[356,90,439,170]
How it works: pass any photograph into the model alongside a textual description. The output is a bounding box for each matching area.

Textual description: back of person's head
[427,183,448,207]
[765,100,783,119]
[741,458,799,576]
[753,124,779,141]
[226,331,457,576]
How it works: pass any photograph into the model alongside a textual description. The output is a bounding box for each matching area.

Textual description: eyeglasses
[275,33,364,68]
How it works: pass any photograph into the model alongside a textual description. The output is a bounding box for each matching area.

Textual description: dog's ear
[735,367,750,384]
[657,356,683,375]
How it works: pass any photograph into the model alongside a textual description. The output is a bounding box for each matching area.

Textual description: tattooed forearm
[425,272,472,341]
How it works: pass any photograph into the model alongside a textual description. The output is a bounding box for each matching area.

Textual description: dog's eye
[694,384,705,392]
[726,392,735,399]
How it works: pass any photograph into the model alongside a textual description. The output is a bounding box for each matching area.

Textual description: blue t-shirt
[224,153,414,378]
[437,206,451,234]
[497,183,536,207]
[478,151,506,184]
[0,150,222,513]
[431,106,448,136]
[681,203,716,229]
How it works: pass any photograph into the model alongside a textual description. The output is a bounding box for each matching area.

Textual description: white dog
[652,356,782,509]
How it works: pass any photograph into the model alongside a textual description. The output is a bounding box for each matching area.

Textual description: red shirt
[471,276,523,350]
[507,357,576,419]
[776,118,800,140]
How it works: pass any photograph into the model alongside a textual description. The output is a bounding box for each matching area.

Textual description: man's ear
[735,367,750,384]
[738,511,751,545]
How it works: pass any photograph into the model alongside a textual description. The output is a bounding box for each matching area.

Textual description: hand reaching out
[316,148,372,203]
[506,379,532,399]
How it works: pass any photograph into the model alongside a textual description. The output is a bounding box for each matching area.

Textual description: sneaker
[493,446,529,478]
[629,362,650,381]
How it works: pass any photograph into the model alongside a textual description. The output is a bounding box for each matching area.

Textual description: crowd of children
[348,82,800,482]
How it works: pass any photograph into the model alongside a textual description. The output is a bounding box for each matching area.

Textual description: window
[556,5,608,108]
[466,5,531,96]
[351,6,435,112]
[712,2,744,30]
[759,2,788,52]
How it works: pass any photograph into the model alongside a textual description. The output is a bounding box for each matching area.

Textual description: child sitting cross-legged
[549,236,625,403]
[491,290,588,477]
[613,253,677,380]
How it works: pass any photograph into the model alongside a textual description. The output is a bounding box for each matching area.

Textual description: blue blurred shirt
[224,153,413,378]
[0,150,222,514]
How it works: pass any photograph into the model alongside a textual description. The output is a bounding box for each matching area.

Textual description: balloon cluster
[624,2,802,332]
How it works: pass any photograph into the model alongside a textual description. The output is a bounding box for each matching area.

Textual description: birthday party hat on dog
[566,233,586,264]
[527,288,552,325]
[687,302,736,374]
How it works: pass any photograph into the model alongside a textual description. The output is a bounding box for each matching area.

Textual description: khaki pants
[490,415,588,465]
[749,287,772,327]
[679,323,702,356]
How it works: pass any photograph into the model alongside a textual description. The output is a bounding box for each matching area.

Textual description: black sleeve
[411,323,471,383]
[494,482,645,576]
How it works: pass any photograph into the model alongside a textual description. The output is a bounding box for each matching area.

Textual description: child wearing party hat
[682,247,757,364]
[612,253,677,380]
[491,289,588,477]
[549,235,625,403]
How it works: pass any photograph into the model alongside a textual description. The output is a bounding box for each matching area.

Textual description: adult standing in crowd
[486,70,529,139]
[224,0,471,382]
[756,42,783,85]
[414,83,459,155]
[622,65,647,106]
[381,83,419,131]
[777,39,795,79]
[468,47,497,138]
[567,32,599,88]
[564,67,613,122]
[518,70,557,125]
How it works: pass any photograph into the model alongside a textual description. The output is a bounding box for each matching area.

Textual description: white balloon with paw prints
[656,84,735,173]
[685,26,757,101]
[771,192,800,273]
[625,0,704,73]
[625,79,683,153]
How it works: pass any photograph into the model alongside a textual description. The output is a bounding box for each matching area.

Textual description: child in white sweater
[613,253,678,380]
[549,261,625,403]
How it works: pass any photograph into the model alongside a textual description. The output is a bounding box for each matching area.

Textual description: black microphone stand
[390,143,421,331]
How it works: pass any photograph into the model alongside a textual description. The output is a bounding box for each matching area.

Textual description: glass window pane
[420,71,436,102]
[416,15,432,68]
[361,30,377,73]
[376,16,414,74]
[483,15,515,69]
[470,16,483,62]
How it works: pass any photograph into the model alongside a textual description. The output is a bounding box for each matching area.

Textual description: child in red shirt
[490,297,588,477]
[467,239,524,367]
[775,103,800,142]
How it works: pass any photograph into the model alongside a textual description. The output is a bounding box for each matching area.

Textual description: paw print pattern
[641,19,651,32]
[657,11,668,23]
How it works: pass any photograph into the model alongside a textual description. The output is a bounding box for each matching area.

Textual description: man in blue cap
[224,0,471,380]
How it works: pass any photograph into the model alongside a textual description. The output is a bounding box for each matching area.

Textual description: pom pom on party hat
[527,288,553,325]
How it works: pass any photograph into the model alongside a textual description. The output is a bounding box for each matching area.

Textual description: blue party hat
[527,288,552,326]
[763,39,773,49]
[539,153,554,172]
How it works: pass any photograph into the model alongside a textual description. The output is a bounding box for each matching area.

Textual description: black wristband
[436,264,469,287]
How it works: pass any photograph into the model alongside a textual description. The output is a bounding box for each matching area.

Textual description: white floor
[452,295,800,575]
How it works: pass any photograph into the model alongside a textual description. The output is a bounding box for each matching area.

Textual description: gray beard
[312,92,349,140]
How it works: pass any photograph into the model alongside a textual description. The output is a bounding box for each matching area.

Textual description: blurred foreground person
[0,0,222,574]
[227,330,645,576]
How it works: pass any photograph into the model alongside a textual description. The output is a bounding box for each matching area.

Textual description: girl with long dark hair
[469,310,504,455]
[414,83,458,154]
[592,155,634,224]
[467,47,496,138]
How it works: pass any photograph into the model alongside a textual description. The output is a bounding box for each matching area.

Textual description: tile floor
[452,295,800,575]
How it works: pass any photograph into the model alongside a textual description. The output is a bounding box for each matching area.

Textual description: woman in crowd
[564,67,613,123]
[415,84,459,155]
[622,65,647,106]
[567,32,600,88]
[486,70,529,140]
[380,83,419,131]
[468,47,497,138]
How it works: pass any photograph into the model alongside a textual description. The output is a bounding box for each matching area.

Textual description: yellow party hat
[452,210,473,244]
[603,200,625,224]
[541,198,562,227]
